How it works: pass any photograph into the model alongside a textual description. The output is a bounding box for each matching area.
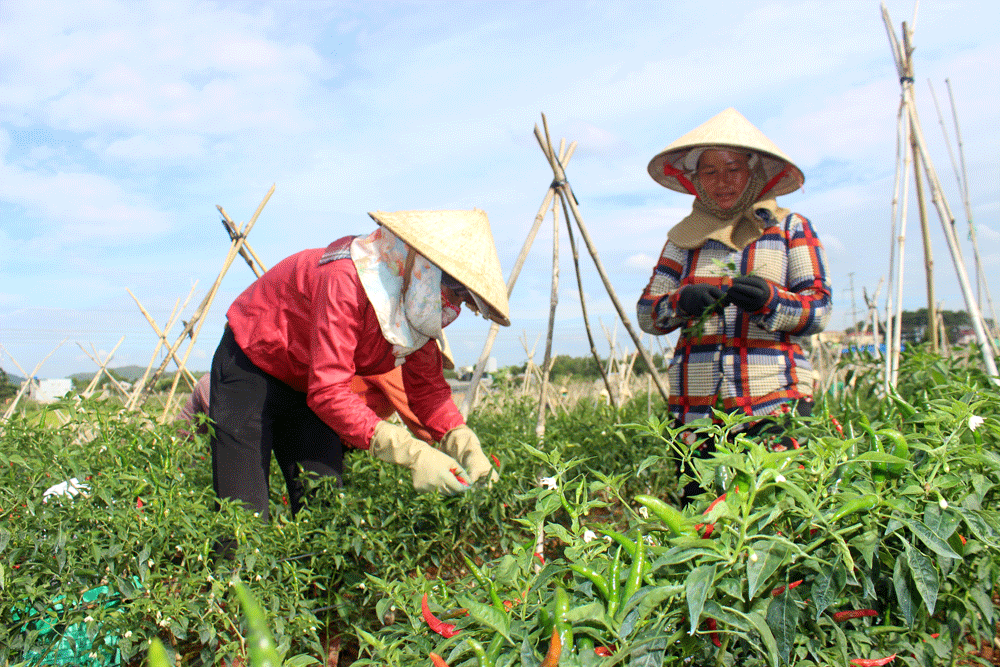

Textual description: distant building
[27,378,73,403]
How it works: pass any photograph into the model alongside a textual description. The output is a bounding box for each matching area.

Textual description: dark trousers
[678,401,812,504]
[209,327,343,521]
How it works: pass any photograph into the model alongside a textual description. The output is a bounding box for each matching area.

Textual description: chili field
[2,346,1000,667]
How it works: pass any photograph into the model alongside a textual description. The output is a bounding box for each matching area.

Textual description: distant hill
[69,365,150,383]
[1,368,25,384]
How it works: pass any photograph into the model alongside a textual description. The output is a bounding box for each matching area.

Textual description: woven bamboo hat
[647,108,804,197]
[368,209,510,327]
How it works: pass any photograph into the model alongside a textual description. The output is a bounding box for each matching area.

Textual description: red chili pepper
[695,492,727,537]
[594,646,613,657]
[706,618,721,647]
[449,467,469,487]
[421,593,459,638]
[136,497,144,510]
[490,454,500,468]
[830,416,845,437]
[849,654,896,666]
[429,652,451,667]
[534,551,545,564]
[833,609,878,622]
[771,580,803,597]
[540,627,561,667]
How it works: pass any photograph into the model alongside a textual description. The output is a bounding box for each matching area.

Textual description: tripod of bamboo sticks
[880,3,998,387]
[458,114,669,437]
[128,185,275,419]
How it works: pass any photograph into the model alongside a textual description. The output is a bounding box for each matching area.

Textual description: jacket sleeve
[754,213,832,336]
[305,268,384,450]
[401,341,464,442]
[637,240,689,335]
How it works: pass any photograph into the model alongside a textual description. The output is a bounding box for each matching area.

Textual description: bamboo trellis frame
[462,114,670,436]
[881,4,998,384]
[0,339,67,421]
[78,336,128,399]
[134,185,276,418]
[125,284,200,411]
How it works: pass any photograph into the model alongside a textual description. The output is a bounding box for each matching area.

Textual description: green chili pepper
[876,429,909,477]
[554,585,573,654]
[828,494,879,524]
[464,555,505,612]
[619,532,646,616]
[539,607,554,636]
[467,638,493,667]
[606,545,622,619]
[485,635,503,666]
[599,528,638,561]
[888,386,918,419]
[635,494,694,538]
[568,563,611,601]
[714,465,731,495]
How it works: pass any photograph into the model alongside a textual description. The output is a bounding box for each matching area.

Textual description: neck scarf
[350,228,456,364]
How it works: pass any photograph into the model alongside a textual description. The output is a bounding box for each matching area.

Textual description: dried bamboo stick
[127,287,196,409]
[79,336,126,398]
[1,338,67,421]
[535,192,561,439]
[558,187,618,409]
[139,184,274,408]
[459,144,576,417]
[534,114,670,404]
[883,9,999,381]
[218,205,268,277]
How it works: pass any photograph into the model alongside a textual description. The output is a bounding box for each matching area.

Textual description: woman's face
[695,149,752,210]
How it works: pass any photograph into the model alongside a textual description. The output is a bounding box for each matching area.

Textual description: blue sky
[1,0,998,379]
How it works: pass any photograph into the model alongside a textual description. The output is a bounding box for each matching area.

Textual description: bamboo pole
[218,205,268,278]
[79,336,127,398]
[533,114,670,404]
[558,180,618,410]
[891,107,912,387]
[126,285,197,410]
[1,339,67,421]
[882,7,999,382]
[127,288,199,390]
[138,184,275,408]
[535,191,561,438]
[459,144,576,417]
[911,127,938,352]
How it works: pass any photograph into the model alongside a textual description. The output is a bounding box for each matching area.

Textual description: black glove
[677,284,724,318]
[727,275,770,312]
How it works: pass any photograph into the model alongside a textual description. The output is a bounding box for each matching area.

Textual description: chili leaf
[766,589,800,665]
[898,517,961,559]
[747,610,780,667]
[684,564,716,635]
[812,560,847,622]
[903,538,939,615]
[747,540,788,600]
[892,556,915,627]
[457,596,511,643]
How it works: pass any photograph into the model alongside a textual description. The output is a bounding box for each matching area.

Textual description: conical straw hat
[647,107,804,197]
[368,209,510,327]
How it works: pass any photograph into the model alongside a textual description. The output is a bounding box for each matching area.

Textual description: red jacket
[226,239,463,449]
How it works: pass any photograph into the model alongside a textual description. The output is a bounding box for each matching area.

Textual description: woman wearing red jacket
[210,209,509,520]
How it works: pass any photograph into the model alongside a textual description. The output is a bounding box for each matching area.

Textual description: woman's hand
[726,275,770,313]
[440,425,498,486]
[369,422,470,494]
[677,284,725,318]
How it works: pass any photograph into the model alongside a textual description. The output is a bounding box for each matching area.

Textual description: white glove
[440,425,499,486]
[369,421,470,495]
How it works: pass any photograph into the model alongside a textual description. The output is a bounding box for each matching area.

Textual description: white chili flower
[968,415,985,431]
[638,506,649,519]
[939,497,949,510]
[775,474,786,484]
[582,530,597,543]
[540,476,558,490]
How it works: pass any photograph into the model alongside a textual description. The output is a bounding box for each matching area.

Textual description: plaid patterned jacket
[637,206,831,424]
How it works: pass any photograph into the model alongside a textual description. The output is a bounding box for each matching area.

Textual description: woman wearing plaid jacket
[637,108,832,502]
